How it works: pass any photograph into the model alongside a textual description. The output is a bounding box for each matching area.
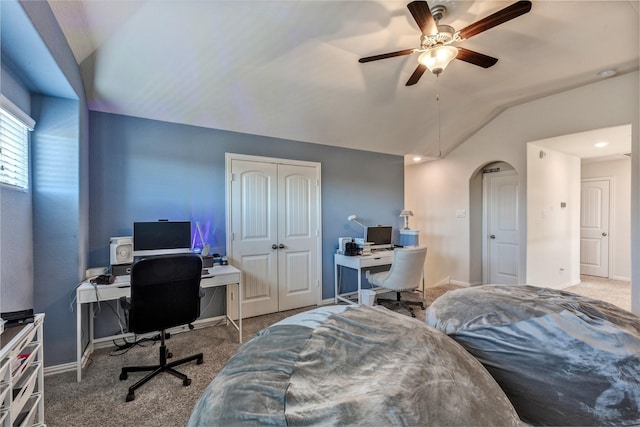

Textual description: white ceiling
[532,124,632,163]
[47,1,640,162]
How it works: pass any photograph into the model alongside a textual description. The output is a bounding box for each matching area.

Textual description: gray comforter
[426,285,640,426]
[188,304,520,426]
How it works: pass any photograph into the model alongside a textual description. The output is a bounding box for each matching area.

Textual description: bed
[187,304,520,426]
[426,285,640,426]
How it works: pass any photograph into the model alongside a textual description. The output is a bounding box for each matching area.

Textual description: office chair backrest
[129,253,203,334]
[376,246,427,292]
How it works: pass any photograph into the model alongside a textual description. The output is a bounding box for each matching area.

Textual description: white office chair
[366,246,427,317]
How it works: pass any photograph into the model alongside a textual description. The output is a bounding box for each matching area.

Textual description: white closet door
[230,159,279,318]
[229,156,320,318]
[277,164,318,311]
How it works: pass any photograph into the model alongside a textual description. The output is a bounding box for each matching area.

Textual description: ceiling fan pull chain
[437,75,442,158]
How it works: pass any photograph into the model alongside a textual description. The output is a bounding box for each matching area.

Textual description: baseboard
[44,361,77,377]
[45,316,228,377]
[450,279,471,287]
[91,316,227,350]
[433,276,451,286]
[612,275,631,282]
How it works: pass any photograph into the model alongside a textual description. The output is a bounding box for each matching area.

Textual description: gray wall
[88,111,404,337]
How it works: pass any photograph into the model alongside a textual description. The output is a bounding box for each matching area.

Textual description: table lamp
[399,210,413,230]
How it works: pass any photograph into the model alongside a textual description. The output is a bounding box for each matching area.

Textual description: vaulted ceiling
[47,1,639,162]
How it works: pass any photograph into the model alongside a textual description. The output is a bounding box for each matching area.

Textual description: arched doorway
[469,161,520,285]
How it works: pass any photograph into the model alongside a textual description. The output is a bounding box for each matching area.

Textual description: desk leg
[238,279,243,343]
[334,263,339,304]
[76,298,82,382]
[357,267,362,304]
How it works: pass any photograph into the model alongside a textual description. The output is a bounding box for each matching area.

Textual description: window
[0,95,35,191]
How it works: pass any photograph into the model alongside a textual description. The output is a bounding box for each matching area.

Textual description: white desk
[334,251,395,304]
[76,264,242,382]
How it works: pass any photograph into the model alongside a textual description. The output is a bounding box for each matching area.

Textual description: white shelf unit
[0,314,45,427]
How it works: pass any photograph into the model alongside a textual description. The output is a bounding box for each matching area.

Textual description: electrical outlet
[456,209,466,218]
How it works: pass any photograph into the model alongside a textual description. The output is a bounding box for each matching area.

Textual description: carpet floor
[565,275,631,312]
[43,279,630,426]
[44,284,460,427]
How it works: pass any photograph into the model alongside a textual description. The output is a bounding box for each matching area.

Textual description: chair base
[377,291,425,318]
[119,333,203,402]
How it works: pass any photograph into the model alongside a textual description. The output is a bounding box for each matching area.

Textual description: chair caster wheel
[119,372,128,381]
[183,378,191,386]
[167,352,173,359]
[126,391,135,402]
[197,357,204,365]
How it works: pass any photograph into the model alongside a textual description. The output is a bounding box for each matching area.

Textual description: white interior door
[228,155,320,318]
[485,171,520,284]
[230,159,279,318]
[277,164,318,311]
[580,180,610,277]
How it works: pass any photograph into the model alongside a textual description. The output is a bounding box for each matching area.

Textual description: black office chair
[119,253,204,402]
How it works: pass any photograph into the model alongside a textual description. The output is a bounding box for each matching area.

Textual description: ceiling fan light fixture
[418,45,458,75]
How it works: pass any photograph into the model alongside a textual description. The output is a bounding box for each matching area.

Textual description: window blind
[0,96,34,191]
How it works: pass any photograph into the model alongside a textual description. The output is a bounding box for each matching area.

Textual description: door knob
[490,235,496,239]
[602,232,608,237]
[272,244,278,249]
[279,244,285,249]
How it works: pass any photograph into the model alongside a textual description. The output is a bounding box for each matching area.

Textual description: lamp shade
[418,45,458,75]
[399,210,413,217]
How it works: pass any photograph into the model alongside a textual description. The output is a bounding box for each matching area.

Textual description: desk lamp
[399,210,413,230]
[347,215,366,229]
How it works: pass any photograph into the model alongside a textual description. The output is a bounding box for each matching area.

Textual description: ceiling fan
[359,0,532,85]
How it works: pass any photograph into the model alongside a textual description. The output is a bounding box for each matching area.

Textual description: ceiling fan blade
[359,49,415,63]
[457,0,532,40]
[406,64,427,86]
[455,47,498,68]
[407,1,438,36]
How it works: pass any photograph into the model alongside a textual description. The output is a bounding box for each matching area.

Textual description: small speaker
[111,263,132,276]
[110,236,133,265]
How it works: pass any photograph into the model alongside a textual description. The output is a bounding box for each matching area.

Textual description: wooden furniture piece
[0,314,45,427]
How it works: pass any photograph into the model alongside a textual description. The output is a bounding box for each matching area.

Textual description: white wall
[581,157,631,281]
[526,144,581,288]
[406,71,639,314]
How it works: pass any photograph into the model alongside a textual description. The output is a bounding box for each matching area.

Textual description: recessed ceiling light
[594,142,608,148]
[598,69,616,78]
[413,156,422,162]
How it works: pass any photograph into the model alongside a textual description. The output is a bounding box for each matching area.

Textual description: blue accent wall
[3,0,403,364]
[2,0,90,366]
[89,111,404,334]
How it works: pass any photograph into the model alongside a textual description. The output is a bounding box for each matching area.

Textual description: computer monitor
[133,221,192,257]
[365,225,393,250]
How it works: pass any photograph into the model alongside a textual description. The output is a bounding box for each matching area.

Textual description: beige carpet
[565,275,631,312]
[44,284,460,427]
